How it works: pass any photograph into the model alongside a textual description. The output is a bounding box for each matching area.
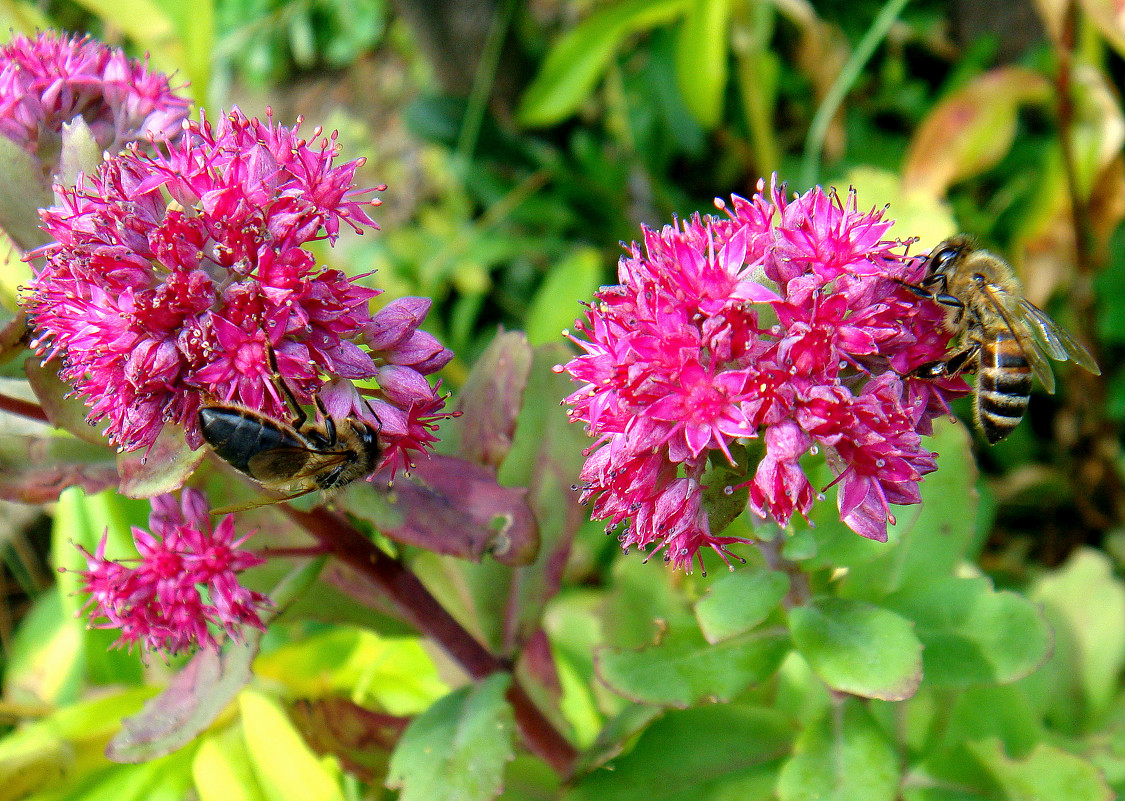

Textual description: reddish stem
[280,504,578,776]
[0,392,50,424]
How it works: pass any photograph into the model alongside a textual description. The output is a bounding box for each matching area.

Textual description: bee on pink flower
[560,177,969,572]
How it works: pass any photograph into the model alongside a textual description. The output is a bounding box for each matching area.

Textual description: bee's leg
[897,279,963,312]
[910,343,980,380]
[313,395,338,447]
[266,346,308,429]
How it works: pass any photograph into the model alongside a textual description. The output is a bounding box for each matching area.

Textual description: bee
[902,235,1101,444]
[198,361,381,504]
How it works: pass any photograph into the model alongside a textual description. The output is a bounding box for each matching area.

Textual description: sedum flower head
[0,31,190,161]
[560,178,968,571]
[23,108,452,470]
[72,489,268,656]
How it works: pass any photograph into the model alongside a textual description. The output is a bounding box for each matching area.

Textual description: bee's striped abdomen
[975,333,1032,444]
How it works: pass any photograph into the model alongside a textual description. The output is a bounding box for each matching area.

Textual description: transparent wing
[1017,298,1101,375]
[248,447,348,484]
[980,284,1058,394]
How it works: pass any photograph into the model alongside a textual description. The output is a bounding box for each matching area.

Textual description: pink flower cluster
[23,108,452,473]
[0,31,189,159]
[560,179,968,571]
[73,489,268,655]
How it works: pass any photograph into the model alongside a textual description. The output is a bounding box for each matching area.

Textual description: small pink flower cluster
[561,179,967,571]
[73,490,268,655]
[0,31,189,158]
[24,108,452,472]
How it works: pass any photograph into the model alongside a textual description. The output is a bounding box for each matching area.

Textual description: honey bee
[902,235,1100,444]
[198,362,381,504]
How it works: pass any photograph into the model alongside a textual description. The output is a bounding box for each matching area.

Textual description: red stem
[280,504,578,776]
[0,391,50,424]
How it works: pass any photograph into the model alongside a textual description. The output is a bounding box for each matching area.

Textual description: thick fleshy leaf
[107,558,325,762]
[777,699,900,801]
[117,423,204,498]
[0,434,118,503]
[193,728,267,801]
[1032,548,1125,721]
[815,418,979,596]
[0,687,153,800]
[386,674,515,801]
[290,697,407,784]
[359,453,539,566]
[968,739,1114,801]
[789,597,922,701]
[563,706,791,801]
[240,690,346,801]
[884,576,1052,688]
[902,67,1051,198]
[674,0,731,128]
[0,310,29,364]
[694,567,789,643]
[58,115,103,190]
[107,644,257,763]
[0,134,52,251]
[595,627,790,707]
[455,329,532,469]
[516,0,690,127]
[24,357,106,446]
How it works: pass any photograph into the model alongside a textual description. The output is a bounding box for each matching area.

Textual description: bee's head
[926,235,973,277]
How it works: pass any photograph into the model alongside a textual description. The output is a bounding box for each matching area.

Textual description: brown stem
[1050,9,1124,541]
[280,504,578,776]
[0,391,49,424]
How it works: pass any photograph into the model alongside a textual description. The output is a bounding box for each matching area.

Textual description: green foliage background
[1,0,1124,799]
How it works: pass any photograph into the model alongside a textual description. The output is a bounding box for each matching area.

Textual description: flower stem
[0,391,50,424]
[280,504,579,776]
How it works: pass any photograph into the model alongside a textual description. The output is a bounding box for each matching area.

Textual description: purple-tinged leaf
[117,423,203,499]
[291,697,408,783]
[106,641,257,762]
[455,330,532,469]
[359,453,539,566]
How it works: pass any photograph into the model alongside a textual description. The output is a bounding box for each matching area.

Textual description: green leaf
[0,135,51,251]
[674,0,731,128]
[386,674,515,801]
[1032,548,1125,722]
[240,689,345,801]
[563,706,791,801]
[517,0,690,127]
[819,418,980,597]
[117,423,204,499]
[595,627,790,707]
[694,567,789,643]
[777,699,900,801]
[253,628,446,716]
[884,576,1052,687]
[526,246,602,347]
[193,728,266,801]
[789,597,922,701]
[968,739,1114,801]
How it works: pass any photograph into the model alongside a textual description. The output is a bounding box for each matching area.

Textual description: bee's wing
[1016,298,1101,375]
[980,283,1058,394]
[247,447,349,484]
